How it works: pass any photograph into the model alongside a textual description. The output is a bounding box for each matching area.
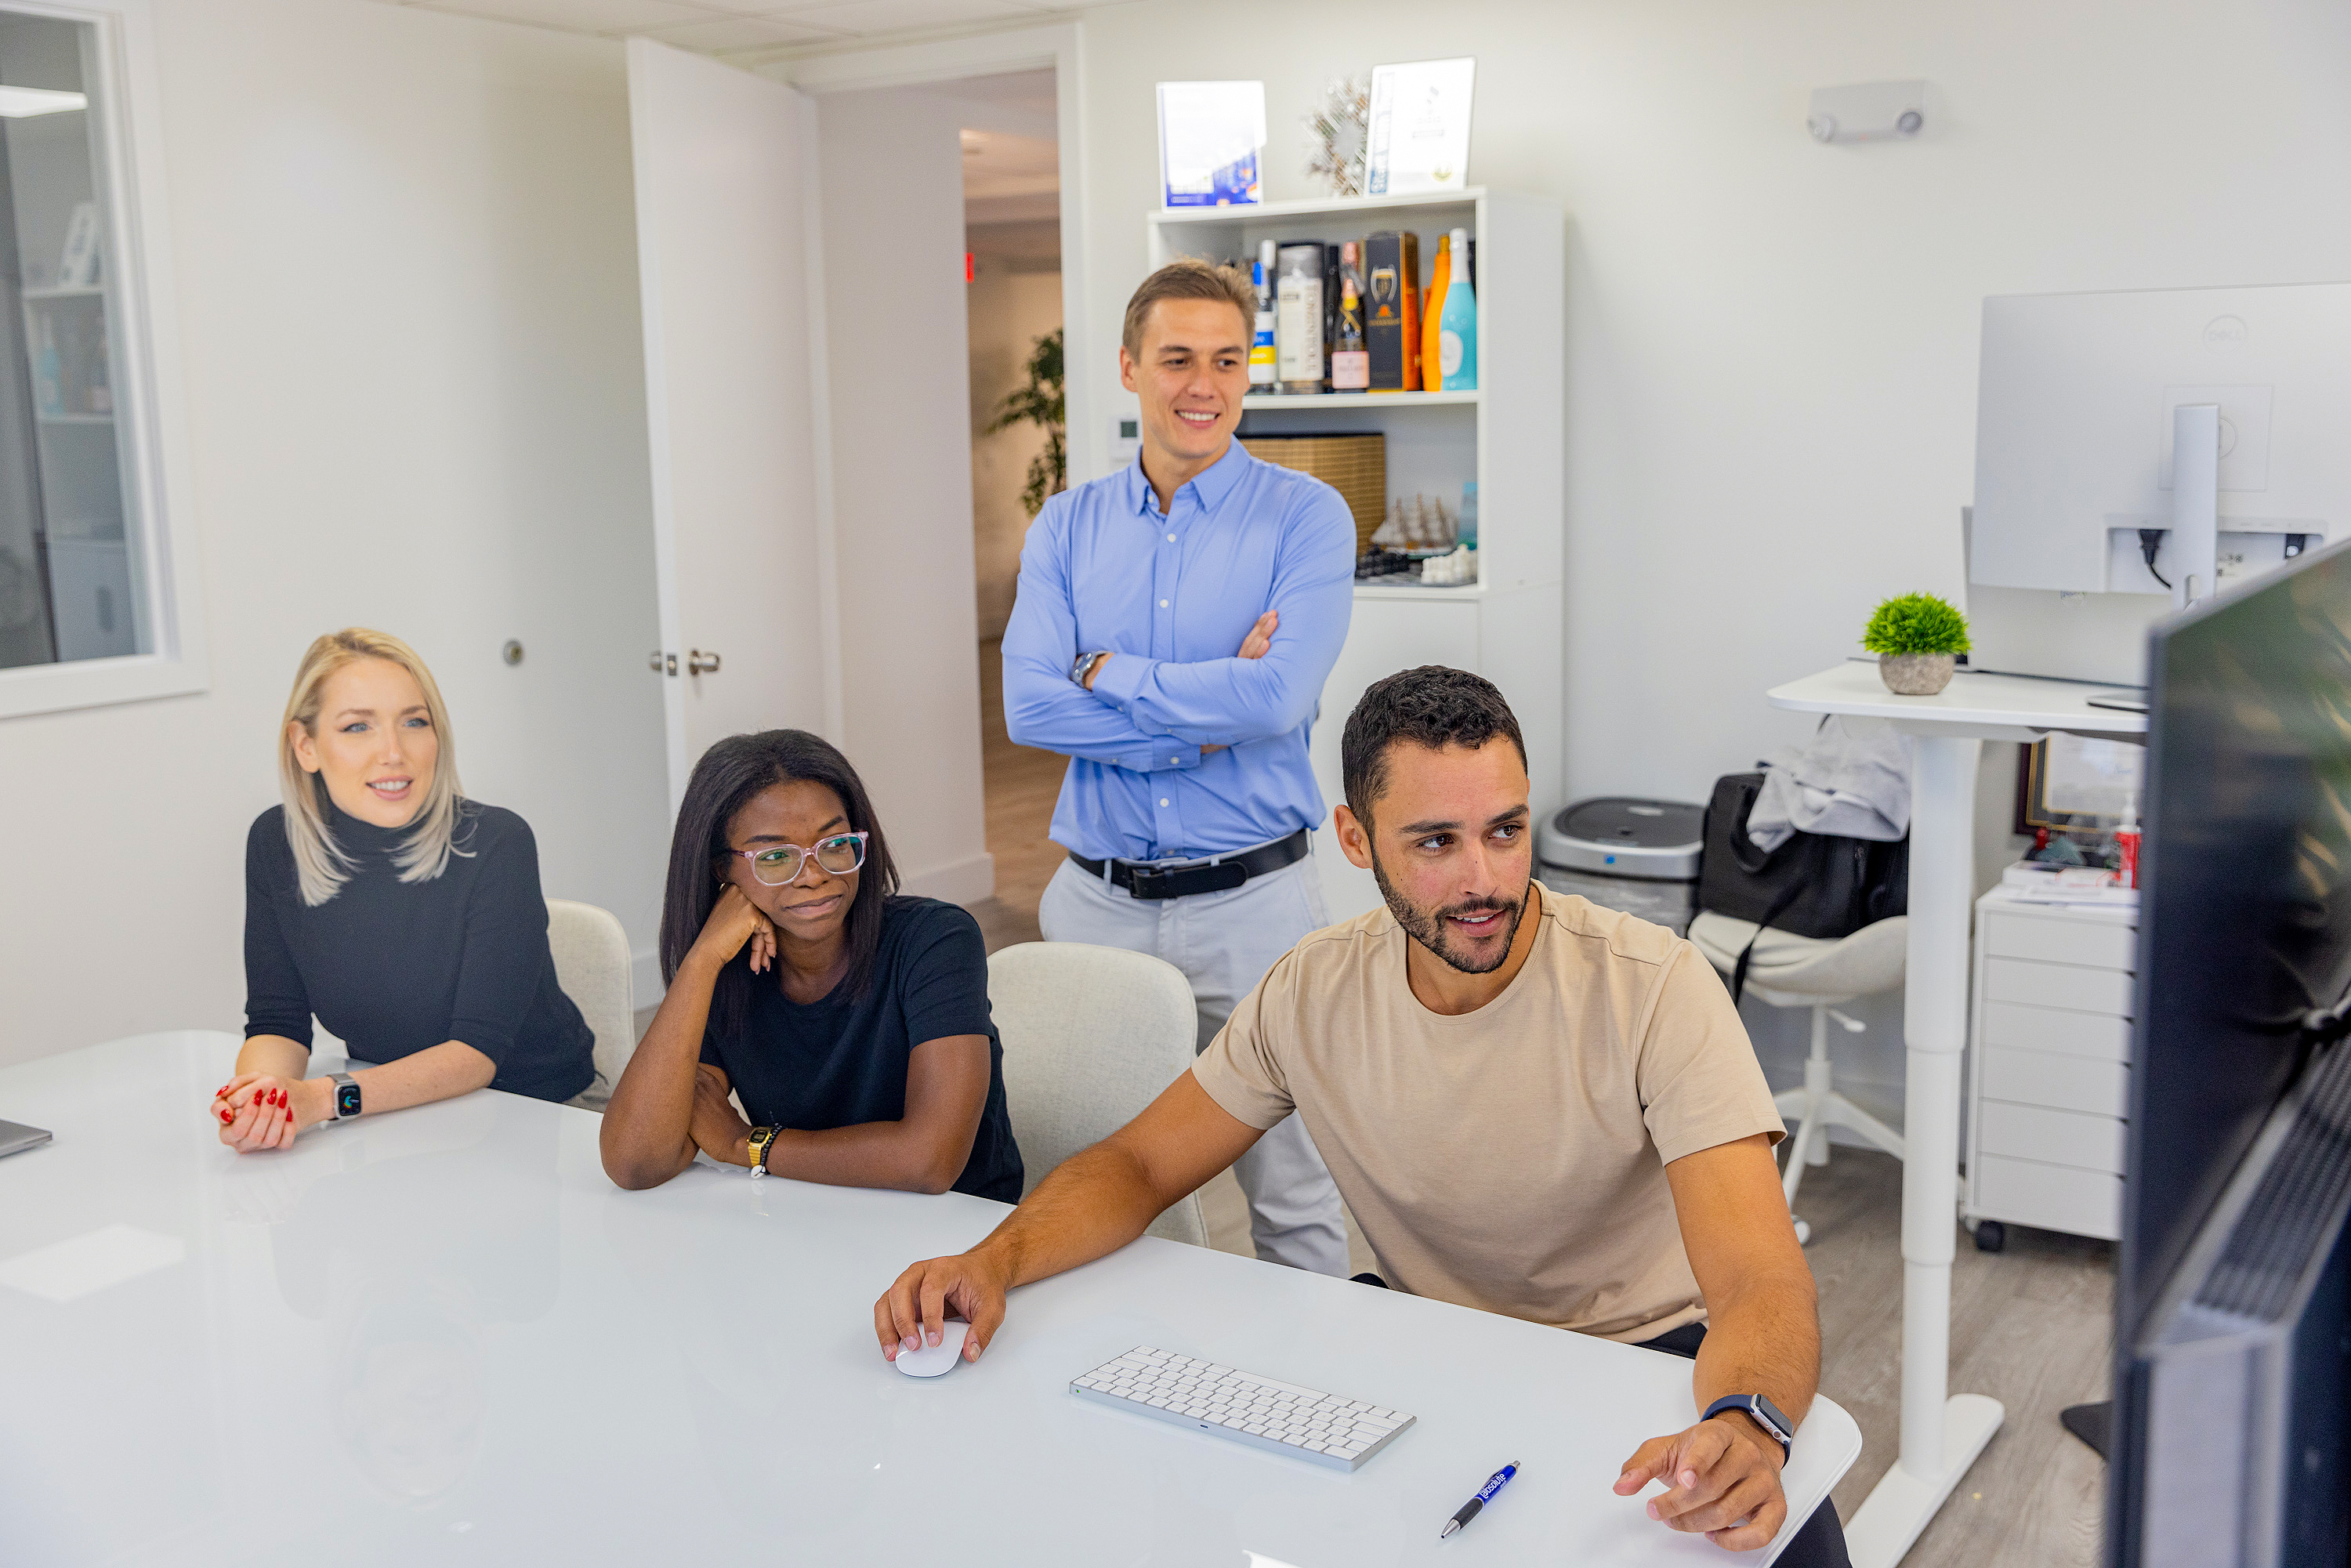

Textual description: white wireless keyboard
[1068,1345,1416,1472]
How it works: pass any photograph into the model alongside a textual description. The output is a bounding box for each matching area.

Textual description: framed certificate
[1367,58,1476,195]
[1156,81,1264,208]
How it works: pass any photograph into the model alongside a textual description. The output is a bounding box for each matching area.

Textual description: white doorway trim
[760,23,1096,492]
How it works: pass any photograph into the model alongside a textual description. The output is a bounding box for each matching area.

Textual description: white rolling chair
[987,941,1209,1247]
[546,899,636,1099]
[1689,911,1907,1243]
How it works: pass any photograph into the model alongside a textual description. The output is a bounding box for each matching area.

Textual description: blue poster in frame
[1157,81,1264,208]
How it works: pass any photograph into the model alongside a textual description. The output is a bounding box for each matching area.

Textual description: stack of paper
[2001,862,2139,908]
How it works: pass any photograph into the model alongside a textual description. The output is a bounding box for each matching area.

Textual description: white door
[628,38,835,813]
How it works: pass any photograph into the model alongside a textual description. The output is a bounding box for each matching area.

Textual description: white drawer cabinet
[1963,885,2139,1245]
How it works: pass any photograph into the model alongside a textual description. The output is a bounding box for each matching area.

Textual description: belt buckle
[1126,862,1178,900]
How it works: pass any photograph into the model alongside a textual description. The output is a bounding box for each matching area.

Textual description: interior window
[0,9,147,671]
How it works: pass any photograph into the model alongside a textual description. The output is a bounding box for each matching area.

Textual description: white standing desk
[0,1032,1858,1566]
[1766,661,2146,1566]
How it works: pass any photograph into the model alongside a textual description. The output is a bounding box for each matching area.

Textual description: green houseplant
[987,327,1067,517]
[1863,592,1971,695]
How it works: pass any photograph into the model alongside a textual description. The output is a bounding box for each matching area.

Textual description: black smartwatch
[329,1072,362,1121]
[1703,1393,1793,1461]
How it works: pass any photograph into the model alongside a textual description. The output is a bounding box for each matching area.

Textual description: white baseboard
[631,947,663,1011]
[901,850,995,907]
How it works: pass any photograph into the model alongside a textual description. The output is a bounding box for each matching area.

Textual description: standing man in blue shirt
[1001,259,1357,1275]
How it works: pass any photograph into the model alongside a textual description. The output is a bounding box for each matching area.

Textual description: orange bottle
[1418,239,1451,394]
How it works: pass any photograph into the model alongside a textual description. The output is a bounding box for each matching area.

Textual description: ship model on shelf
[1357,488,1478,586]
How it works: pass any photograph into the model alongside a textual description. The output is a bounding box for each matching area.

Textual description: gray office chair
[546,898,635,1105]
[987,941,1209,1246]
[1690,911,1907,1243]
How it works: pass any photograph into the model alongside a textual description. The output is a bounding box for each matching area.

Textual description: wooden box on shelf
[1237,433,1385,552]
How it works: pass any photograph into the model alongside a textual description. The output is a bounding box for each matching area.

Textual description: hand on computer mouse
[875,1249,1009,1366]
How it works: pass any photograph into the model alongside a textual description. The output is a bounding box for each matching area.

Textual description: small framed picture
[1157,81,1264,208]
[1367,58,1475,195]
[2015,733,2145,834]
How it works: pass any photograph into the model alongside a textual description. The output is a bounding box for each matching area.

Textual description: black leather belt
[1069,828,1310,901]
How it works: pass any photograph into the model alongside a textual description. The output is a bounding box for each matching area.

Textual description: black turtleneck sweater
[243,798,596,1103]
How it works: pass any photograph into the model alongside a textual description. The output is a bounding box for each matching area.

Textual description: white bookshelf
[1144,186,1566,918]
[1239,389,1480,410]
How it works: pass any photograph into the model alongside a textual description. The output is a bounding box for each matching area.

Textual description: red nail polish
[220,1110,234,1124]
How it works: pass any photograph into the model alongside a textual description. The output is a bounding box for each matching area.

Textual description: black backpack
[1697,771,1908,1004]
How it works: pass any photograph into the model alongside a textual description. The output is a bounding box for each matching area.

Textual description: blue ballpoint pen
[1439,1461,1520,1539]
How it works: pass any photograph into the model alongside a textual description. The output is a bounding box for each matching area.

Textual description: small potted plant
[1863,592,1970,696]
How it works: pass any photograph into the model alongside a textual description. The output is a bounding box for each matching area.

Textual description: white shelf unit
[1146,188,1565,919]
[1963,885,2139,1244]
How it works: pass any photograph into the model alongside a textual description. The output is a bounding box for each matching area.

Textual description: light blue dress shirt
[1002,440,1357,863]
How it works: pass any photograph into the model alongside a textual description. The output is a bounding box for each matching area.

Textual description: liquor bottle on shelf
[1437,228,1478,392]
[1364,230,1418,391]
[1420,233,1450,395]
[1274,243,1325,394]
[1248,240,1277,387]
[1331,242,1369,392]
[1320,244,1341,392]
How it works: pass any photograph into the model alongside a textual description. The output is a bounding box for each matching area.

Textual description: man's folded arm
[1001,518,1202,773]
[1086,497,1356,746]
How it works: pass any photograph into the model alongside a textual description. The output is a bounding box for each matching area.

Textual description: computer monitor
[1969,282,2351,686]
[2108,536,2351,1568]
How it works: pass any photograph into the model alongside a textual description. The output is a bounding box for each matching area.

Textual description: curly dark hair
[1340,666,1527,826]
[658,730,900,1043]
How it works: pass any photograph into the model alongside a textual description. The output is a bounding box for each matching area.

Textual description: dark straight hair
[658,729,900,1044]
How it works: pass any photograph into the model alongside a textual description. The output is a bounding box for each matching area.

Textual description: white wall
[1070,0,2351,1114]
[0,0,665,1065]
[815,84,993,902]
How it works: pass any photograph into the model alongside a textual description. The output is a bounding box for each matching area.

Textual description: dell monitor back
[1969,282,2351,686]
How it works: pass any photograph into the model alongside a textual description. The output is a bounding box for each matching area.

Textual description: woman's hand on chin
[693,885,777,975]
[214,1072,314,1153]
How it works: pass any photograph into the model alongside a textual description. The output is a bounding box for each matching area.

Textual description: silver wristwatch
[329,1072,362,1121]
[1070,650,1110,686]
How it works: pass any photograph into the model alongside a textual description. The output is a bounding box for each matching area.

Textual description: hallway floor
[967,637,1060,954]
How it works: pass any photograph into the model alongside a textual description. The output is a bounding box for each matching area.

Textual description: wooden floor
[1789,1150,2111,1566]
[973,637,2115,1566]
[968,638,1061,954]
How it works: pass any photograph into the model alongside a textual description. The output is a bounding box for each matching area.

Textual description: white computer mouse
[893,1319,970,1378]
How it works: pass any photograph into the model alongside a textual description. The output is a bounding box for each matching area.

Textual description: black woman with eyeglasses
[600,729,1023,1199]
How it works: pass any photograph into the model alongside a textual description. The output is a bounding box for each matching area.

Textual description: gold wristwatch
[744,1125,778,1178]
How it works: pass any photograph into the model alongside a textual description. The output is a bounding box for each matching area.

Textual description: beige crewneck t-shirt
[1193,883,1784,1342]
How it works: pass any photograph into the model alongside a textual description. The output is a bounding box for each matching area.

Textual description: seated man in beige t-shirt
[875,666,1841,1563]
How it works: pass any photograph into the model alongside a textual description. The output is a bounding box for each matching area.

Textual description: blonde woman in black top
[215,628,596,1152]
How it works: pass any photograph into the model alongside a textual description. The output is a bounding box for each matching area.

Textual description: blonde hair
[1121,258,1259,358]
[277,628,469,907]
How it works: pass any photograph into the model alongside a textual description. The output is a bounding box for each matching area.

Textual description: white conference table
[1765,661,2146,1566]
[1,1032,1859,1566]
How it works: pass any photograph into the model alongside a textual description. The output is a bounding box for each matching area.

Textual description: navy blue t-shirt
[699,896,1023,1202]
